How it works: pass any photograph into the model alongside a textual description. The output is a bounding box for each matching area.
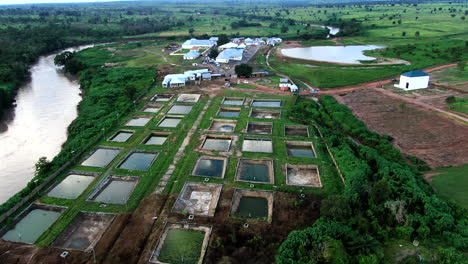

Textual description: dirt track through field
[338,88,468,168]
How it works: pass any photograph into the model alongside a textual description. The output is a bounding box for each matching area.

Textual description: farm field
[337,88,468,168]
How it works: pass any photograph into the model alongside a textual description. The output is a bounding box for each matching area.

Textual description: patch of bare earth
[337,88,468,168]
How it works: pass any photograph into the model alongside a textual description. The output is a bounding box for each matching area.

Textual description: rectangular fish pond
[172,182,222,216]
[201,135,232,151]
[251,99,281,108]
[117,151,158,171]
[249,108,281,119]
[209,119,237,132]
[108,130,134,143]
[52,212,115,251]
[125,116,152,127]
[230,189,273,222]
[167,104,193,115]
[246,121,273,135]
[80,147,121,168]
[88,176,138,204]
[150,223,212,264]
[236,159,274,184]
[143,132,170,145]
[141,103,163,113]
[222,97,244,106]
[192,156,227,178]
[46,173,96,199]
[177,94,201,103]
[157,116,183,128]
[242,138,273,153]
[0,204,64,244]
[286,141,316,158]
[285,125,309,137]
[217,107,241,118]
[151,94,174,102]
[286,164,322,188]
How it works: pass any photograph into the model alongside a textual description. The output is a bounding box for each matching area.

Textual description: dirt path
[154,97,212,194]
[142,49,181,67]
[375,87,468,124]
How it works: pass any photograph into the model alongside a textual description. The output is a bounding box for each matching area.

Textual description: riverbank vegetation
[277,96,468,263]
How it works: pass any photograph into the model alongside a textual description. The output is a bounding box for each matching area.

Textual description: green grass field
[431,164,468,209]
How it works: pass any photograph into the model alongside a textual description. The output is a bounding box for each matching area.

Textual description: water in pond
[118,152,157,170]
[194,159,224,178]
[287,145,315,158]
[93,180,135,204]
[153,96,172,102]
[109,131,133,142]
[47,174,94,199]
[168,105,193,115]
[240,163,270,183]
[243,139,273,153]
[203,138,231,151]
[252,100,281,107]
[142,107,160,113]
[0,45,92,203]
[126,117,151,127]
[218,109,240,117]
[281,45,383,64]
[219,125,234,132]
[158,117,182,127]
[236,196,268,220]
[158,229,205,264]
[81,148,120,168]
[2,209,61,243]
[223,99,243,106]
[145,135,167,145]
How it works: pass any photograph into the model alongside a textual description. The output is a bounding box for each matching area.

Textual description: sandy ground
[337,88,468,168]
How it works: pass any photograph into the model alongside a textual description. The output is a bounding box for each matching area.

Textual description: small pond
[118,152,157,171]
[109,131,133,142]
[281,45,384,64]
[144,135,168,145]
[142,107,160,113]
[235,196,268,220]
[125,117,151,127]
[242,139,273,153]
[223,99,244,106]
[218,109,240,117]
[158,229,205,264]
[81,148,120,168]
[251,100,281,107]
[239,163,270,183]
[158,117,182,127]
[193,158,225,178]
[2,209,61,243]
[287,144,315,158]
[47,174,95,199]
[92,180,136,204]
[202,138,231,151]
[168,105,193,115]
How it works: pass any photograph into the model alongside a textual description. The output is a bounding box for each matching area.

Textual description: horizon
[0,0,127,5]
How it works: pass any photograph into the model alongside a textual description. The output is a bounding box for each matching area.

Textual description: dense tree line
[0,47,155,218]
[278,96,468,263]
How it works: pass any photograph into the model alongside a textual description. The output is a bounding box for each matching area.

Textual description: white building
[182,38,215,49]
[218,42,238,50]
[395,70,430,90]
[216,48,244,63]
[183,50,200,60]
[162,69,210,88]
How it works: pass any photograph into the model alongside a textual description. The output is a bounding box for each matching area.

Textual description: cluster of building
[162,69,212,88]
[279,78,298,92]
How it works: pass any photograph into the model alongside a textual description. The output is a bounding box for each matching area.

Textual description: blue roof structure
[402,70,429,77]
[184,50,200,58]
[216,48,244,60]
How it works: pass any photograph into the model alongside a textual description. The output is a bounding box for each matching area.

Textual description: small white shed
[395,70,430,91]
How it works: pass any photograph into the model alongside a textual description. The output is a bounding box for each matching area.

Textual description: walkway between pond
[154,98,213,194]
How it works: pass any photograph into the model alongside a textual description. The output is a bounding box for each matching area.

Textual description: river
[0,45,93,204]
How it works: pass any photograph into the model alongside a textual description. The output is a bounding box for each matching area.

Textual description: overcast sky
[0,0,122,5]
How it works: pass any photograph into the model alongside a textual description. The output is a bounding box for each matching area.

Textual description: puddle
[81,148,120,168]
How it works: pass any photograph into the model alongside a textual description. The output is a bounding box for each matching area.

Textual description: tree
[234,63,253,77]
[209,48,219,59]
[401,31,406,36]
[457,61,466,72]
[217,34,230,46]
[281,25,289,33]
[124,84,137,99]
[370,178,390,204]
[188,28,195,35]
[320,195,352,221]
[415,31,420,37]
[35,157,51,177]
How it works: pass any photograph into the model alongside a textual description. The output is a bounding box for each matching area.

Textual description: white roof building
[162,69,210,88]
[216,49,244,63]
[237,43,247,49]
[219,42,239,50]
[183,50,200,60]
[394,70,430,90]
[209,37,219,42]
[182,38,215,49]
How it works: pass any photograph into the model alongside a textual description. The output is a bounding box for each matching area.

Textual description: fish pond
[281,45,383,64]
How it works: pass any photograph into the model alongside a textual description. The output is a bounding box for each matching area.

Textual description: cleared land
[338,88,468,168]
